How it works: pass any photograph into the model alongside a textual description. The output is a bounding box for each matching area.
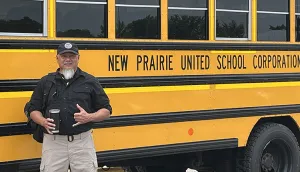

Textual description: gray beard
[60,68,75,80]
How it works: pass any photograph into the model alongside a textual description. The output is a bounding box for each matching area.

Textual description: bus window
[296,0,300,41]
[168,0,208,40]
[215,0,250,40]
[0,0,46,36]
[115,0,160,39]
[257,0,289,41]
[56,0,107,38]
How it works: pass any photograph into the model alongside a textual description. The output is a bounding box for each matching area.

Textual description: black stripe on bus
[1,104,300,136]
[0,138,237,171]
[97,138,238,164]
[1,39,300,50]
[1,73,300,92]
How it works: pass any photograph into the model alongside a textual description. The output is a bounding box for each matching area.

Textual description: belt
[45,130,92,142]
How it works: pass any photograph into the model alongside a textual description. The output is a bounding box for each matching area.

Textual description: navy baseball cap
[57,42,79,55]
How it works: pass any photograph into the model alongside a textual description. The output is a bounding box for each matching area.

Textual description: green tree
[168,14,207,40]
[0,16,42,33]
[216,19,245,38]
[116,15,159,39]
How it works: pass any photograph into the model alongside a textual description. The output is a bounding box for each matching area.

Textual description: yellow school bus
[1,0,300,171]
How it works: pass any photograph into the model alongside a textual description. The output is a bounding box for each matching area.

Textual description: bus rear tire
[236,123,300,172]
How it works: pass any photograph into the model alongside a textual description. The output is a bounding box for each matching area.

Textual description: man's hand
[42,118,56,134]
[73,104,92,127]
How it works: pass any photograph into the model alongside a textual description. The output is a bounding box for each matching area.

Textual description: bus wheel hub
[261,153,274,172]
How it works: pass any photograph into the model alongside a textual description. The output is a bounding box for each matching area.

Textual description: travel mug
[49,109,60,134]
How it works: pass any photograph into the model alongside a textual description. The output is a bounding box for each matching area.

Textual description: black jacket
[29,68,112,135]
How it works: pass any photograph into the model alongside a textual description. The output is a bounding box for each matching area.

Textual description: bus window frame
[296,11,300,41]
[257,11,289,42]
[56,0,108,38]
[214,0,252,41]
[167,5,208,40]
[257,0,290,42]
[115,1,161,39]
[56,0,107,5]
[0,0,48,37]
[295,0,300,42]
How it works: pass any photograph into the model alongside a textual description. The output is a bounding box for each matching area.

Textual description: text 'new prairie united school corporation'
[108,53,300,71]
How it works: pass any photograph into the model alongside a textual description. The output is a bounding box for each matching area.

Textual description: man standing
[28,42,112,172]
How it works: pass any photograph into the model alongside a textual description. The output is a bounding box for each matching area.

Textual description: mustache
[64,62,73,65]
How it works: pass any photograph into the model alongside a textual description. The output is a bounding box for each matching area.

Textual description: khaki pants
[40,130,98,172]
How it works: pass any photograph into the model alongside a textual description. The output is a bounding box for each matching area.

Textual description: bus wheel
[237,123,300,172]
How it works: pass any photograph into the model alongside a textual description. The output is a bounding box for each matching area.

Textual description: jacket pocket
[71,85,92,112]
[72,85,91,100]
